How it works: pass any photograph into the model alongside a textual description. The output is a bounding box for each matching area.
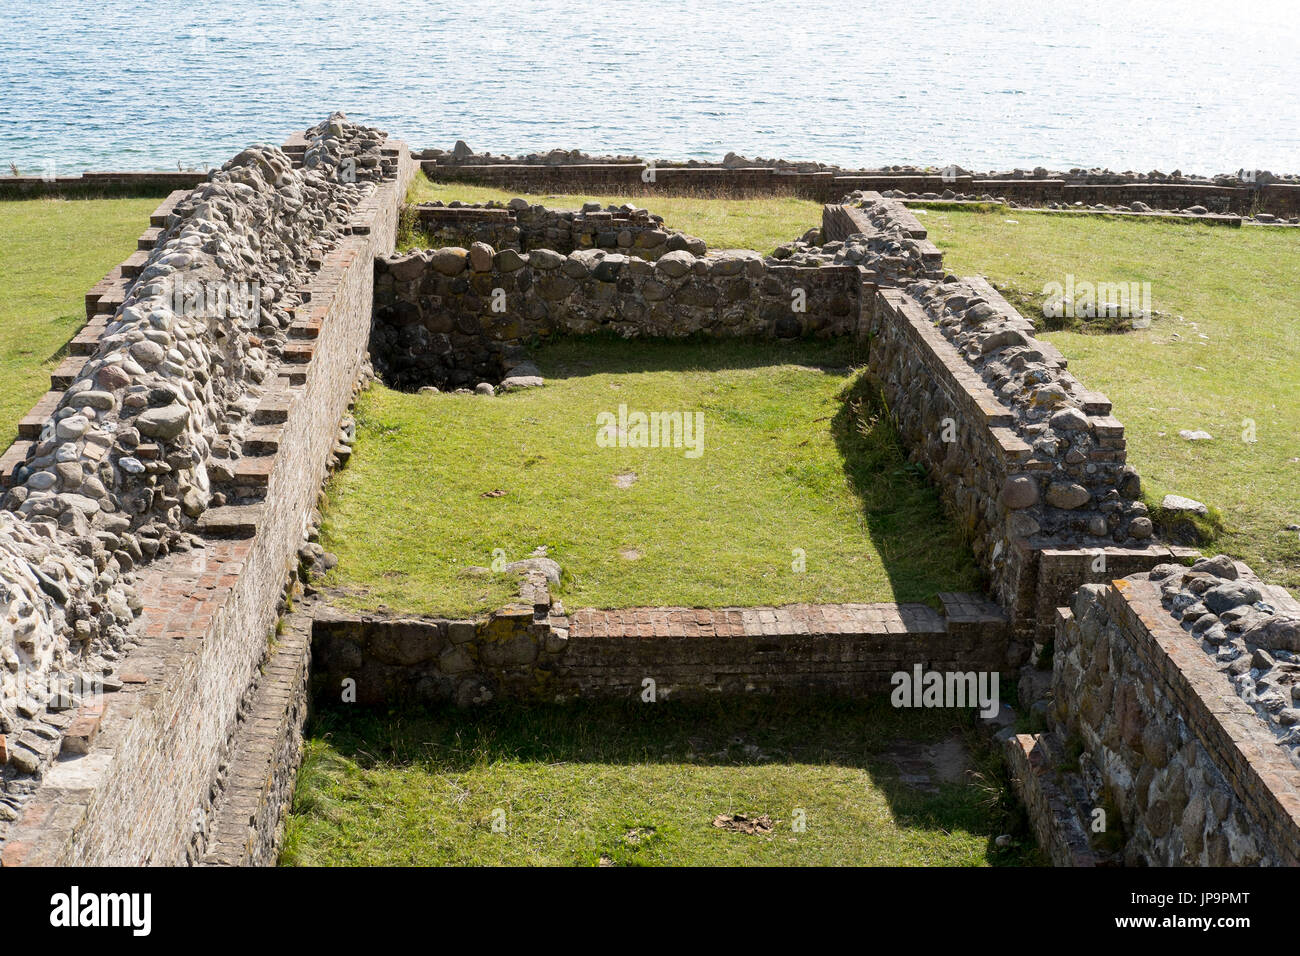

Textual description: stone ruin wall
[809,193,1181,657]
[1,122,1295,866]
[414,200,708,260]
[7,144,1299,218]
[310,593,1010,708]
[0,114,417,865]
[419,147,1300,218]
[371,243,861,390]
[1041,565,1300,866]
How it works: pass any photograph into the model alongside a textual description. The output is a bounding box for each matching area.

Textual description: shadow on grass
[830,371,984,605]
[295,696,1040,866]
[530,332,858,381]
[514,334,981,605]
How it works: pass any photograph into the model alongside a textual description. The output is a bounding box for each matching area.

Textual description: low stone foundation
[1010,570,1300,866]
[310,594,1010,706]
[0,121,417,866]
[371,243,862,390]
[420,153,1300,218]
[414,201,706,259]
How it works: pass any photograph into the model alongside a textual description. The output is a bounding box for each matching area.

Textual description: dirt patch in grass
[712,812,776,835]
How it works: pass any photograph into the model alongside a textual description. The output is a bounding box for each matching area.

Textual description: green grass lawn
[403,178,1300,594]
[919,208,1300,593]
[320,337,980,616]
[0,196,158,446]
[281,697,1037,866]
[409,172,822,254]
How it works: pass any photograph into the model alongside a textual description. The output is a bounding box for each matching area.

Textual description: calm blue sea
[1,0,1297,175]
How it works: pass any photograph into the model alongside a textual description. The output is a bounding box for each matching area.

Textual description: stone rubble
[1154,556,1300,765]
[414,198,708,261]
[907,275,1150,543]
[773,190,941,284]
[0,112,390,785]
[777,190,1149,547]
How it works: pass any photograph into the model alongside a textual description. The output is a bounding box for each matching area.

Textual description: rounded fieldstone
[129,340,166,366]
[495,249,525,272]
[979,329,1029,354]
[26,470,57,491]
[1127,516,1154,539]
[1191,554,1237,579]
[1046,480,1091,510]
[1049,407,1089,431]
[468,241,495,272]
[529,249,564,270]
[55,416,90,441]
[181,487,205,518]
[1204,581,1262,614]
[1162,493,1208,515]
[136,403,190,440]
[1118,466,1142,500]
[77,390,116,411]
[592,257,623,282]
[1241,615,1300,652]
[561,255,589,279]
[500,374,544,392]
[55,462,83,487]
[428,247,468,276]
[655,250,695,279]
[387,252,428,282]
[999,475,1039,509]
[58,493,100,515]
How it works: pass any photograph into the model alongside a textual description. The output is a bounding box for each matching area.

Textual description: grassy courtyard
[400,180,1300,595]
[321,337,980,616]
[281,697,1036,867]
[0,196,158,445]
[8,188,1293,869]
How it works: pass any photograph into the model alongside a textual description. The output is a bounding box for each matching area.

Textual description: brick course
[0,136,416,867]
[310,596,1010,706]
